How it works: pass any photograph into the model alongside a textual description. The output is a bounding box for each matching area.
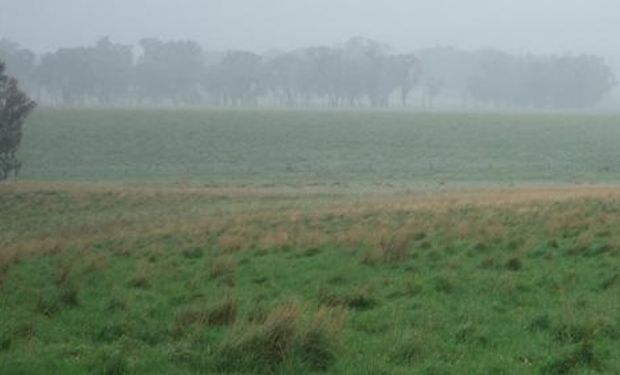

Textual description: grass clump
[209,255,237,279]
[181,247,204,259]
[90,347,129,375]
[390,330,426,365]
[58,283,80,307]
[206,295,239,326]
[543,341,600,374]
[528,314,552,332]
[318,287,377,311]
[361,235,411,266]
[379,236,411,263]
[35,284,80,316]
[127,274,150,289]
[175,295,239,335]
[127,263,152,289]
[504,257,523,271]
[7,179,620,373]
[433,274,458,294]
[217,302,345,373]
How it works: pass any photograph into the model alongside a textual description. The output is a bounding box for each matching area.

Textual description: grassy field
[3,109,620,373]
[18,109,620,187]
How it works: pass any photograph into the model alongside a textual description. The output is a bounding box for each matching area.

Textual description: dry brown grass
[5,181,620,260]
[6,180,620,203]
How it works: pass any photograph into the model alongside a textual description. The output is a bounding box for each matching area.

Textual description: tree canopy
[0,60,37,180]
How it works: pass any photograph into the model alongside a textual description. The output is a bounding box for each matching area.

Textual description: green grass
[18,108,620,187]
[2,184,620,373]
[5,109,620,373]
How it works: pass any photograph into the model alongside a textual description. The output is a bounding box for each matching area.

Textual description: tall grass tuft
[318,287,377,311]
[209,255,237,279]
[175,295,239,336]
[0,250,17,286]
[217,301,345,372]
[543,340,600,374]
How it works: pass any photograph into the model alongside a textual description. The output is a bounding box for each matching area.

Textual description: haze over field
[1,0,619,110]
[1,0,619,57]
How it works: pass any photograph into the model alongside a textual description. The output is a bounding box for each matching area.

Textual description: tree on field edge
[0,60,36,180]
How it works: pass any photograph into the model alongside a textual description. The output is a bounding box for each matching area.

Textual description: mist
[2,0,619,56]
[1,0,619,110]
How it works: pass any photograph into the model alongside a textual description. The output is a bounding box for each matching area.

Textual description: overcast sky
[1,0,618,59]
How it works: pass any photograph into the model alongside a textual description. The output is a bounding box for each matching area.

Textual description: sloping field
[2,183,620,373]
[4,109,620,372]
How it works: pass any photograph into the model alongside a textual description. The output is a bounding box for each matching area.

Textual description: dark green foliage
[58,283,80,307]
[35,292,60,316]
[390,332,425,365]
[543,341,599,375]
[95,324,127,343]
[504,257,523,271]
[0,60,36,180]
[318,288,377,310]
[599,273,619,291]
[206,296,238,326]
[433,275,457,294]
[91,348,129,375]
[528,314,552,332]
[181,247,203,259]
[301,247,322,258]
[552,323,594,344]
[0,332,11,352]
[298,327,337,371]
[127,274,150,289]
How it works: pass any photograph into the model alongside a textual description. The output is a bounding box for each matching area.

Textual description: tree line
[0,37,615,109]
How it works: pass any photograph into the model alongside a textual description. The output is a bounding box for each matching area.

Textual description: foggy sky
[1,0,618,58]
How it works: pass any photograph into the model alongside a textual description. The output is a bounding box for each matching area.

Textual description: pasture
[19,109,620,187]
[2,109,620,373]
